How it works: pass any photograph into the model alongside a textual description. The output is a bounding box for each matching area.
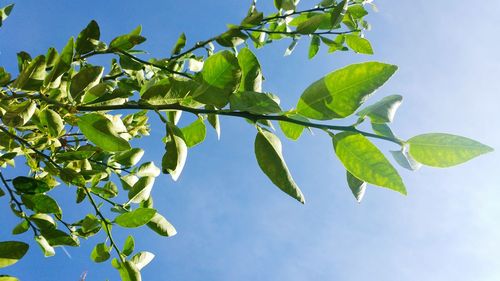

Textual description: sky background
[1,1,499,280]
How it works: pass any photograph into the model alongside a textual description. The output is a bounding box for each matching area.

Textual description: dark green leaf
[21,194,61,214]
[12,176,50,194]
[78,113,131,152]
[12,221,29,235]
[0,4,14,27]
[297,62,398,120]
[296,14,328,34]
[171,33,186,55]
[41,229,79,247]
[407,133,493,167]
[333,132,406,194]
[254,129,305,203]
[330,0,348,27]
[0,67,11,86]
[2,100,36,127]
[115,208,156,228]
[110,26,146,51]
[230,91,281,114]
[29,213,56,230]
[215,28,248,47]
[0,241,29,268]
[75,20,100,55]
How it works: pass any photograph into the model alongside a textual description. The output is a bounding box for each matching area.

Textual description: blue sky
[1,1,499,280]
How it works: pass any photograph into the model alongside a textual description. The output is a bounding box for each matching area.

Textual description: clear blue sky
[1,1,499,280]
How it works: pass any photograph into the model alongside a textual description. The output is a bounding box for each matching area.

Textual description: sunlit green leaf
[115,208,156,228]
[297,62,397,120]
[75,20,100,55]
[345,35,373,54]
[162,123,187,181]
[238,47,262,92]
[70,66,104,100]
[122,235,135,256]
[137,162,161,177]
[45,37,74,85]
[193,51,241,108]
[128,177,155,204]
[2,100,36,127]
[39,108,64,137]
[78,113,131,152]
[21,194,61,214]
[35,236,55,257]
[91,243,110,263]
[171,33,186,55]
[308,35,320,59]
[278,114,308,141]
[255,129,305,203]
[112,148,144,167]
[12,221,29,235]
[407,133,493,167]
[12,55,46,91]
[130,251,154,270]
[180,118,206,148]
[230,91,282,115]
[0,4,14,27]
[333,132,406,194]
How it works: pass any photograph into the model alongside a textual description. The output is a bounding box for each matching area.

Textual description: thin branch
[76,103,403,145]
[243,28,360,36]
[0,171,39,236]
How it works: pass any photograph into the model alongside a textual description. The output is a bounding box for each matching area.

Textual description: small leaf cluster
[0,1,493,280]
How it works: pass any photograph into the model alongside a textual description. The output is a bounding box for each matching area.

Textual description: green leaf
[41,229,79,247]
[180,118,206,148]
[30,213,56,230]
[91,243,110,263]
[0,67,11,86]
[146,213,177,237]
[215,28,248,47]
[254,129,305,203]
[171,33,186,55]
[0,241,29,268]
[75,20,100,55]
[333,132,406,194]
[140,78,195,105]
[117,260,142,281]
[356,95,402,123]
[330,0,348,27]
[371,122,396,139]
[39,108,64,137]
[230,91,282,115]
[122,236,135,256]
[308,35,320,59]
[128,177,155,204]
[130,251,155,270]
[35,235,55,257]
[390,149,421,171]
[237,47,262,92]
[346,171,366,203]
[45,37,74,85]
[297,62,398,120]
[12,221,30,235]
[345,35,373,54]
[78,113,131,152]
[241,10,264,27]
[70,66,104,100]
[137,162,161,177]
[278,114,308,141]
[82,82,112,104]
[12,55,46,91]
[162,123,187,181]
[12,176,50,194]
[296,14,328,34]
[110,26,146,51]
[284,39,298,56]
[2,100,37,127]
[112,148,145,167]
[21,194,61,214]
[0,4,14,27]
[407,133,494,167]
[193,51,241,108]
[115,208,156,228]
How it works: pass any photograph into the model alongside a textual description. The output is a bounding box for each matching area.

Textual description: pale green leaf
[357,95,402,123]
[333,132,406,194]
[146,213,177,237]
[297,62,397,120]
[407,133,493,167]
[122,236,134,256]
[180,118,206,148]
[130,251,155,270]
[162,123,187,181]
[78,113,131,152]
[345,35,374,54]
[346,171,366,203]
[35,236,55,257]
[128,177,155,204]
[115,208,156,228]
[12,55,46,91]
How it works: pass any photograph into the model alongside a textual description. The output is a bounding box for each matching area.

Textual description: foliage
[0,1,493,280]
